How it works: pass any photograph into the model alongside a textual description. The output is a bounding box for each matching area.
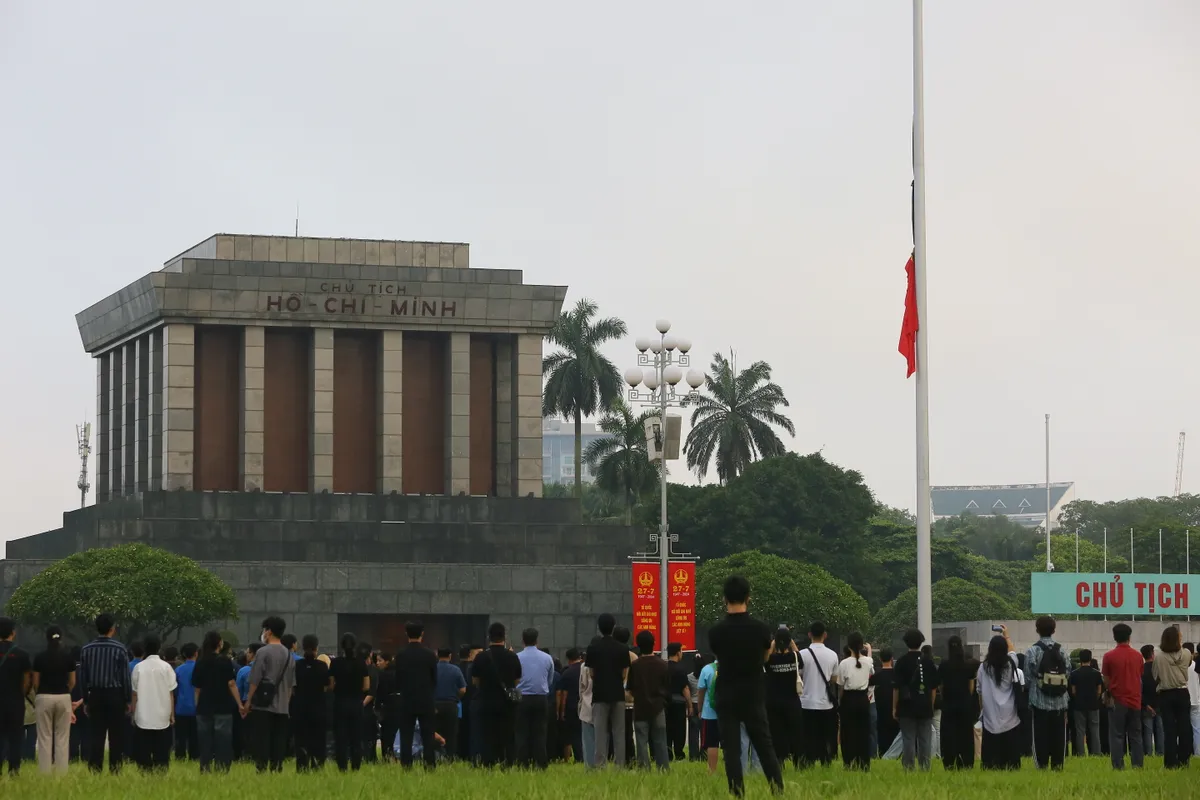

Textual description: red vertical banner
[631,563,659,646]
[668,561,696,651]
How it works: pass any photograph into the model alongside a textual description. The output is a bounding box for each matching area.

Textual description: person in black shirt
[392,621,438,768]
[892,629,940,771]
[0,617,32,776]
[707,575,783,797]
[374,654,399,762]
[1069,649,1102,756]
[556,648,584,762]
[292,635,330,772]
[585,613,630,768]
[192,631,241,773]
[764,627,804,769]
[665,643,691,761]
[939,635,977,770]
[361,645,380,763]
[874,649,897,757]
[328,633,369,771]
[32,625,75,775]
[472,622,522,767]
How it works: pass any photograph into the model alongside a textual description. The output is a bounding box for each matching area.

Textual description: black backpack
[1035,642,1069,698]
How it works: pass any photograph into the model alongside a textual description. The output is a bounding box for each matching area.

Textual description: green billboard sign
[1031,573,1198,616]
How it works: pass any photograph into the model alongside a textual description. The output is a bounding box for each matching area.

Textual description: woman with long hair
[191,630,240,773]
[1153,625,1194,768]
[834,631,874,770]
[764,628,805,768]
[32,625,75,775]
[292,634,331,771]
[977,633,1022,770]
[329,632,369,771]
[940,635,977,770]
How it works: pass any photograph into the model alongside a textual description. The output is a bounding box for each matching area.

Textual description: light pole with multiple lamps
[623,319,704,659]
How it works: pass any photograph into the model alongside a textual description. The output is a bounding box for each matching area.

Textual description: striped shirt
[79,636,131,701]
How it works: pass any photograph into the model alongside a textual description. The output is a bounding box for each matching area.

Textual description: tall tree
[683,351,795,483]
[584,400,660,524]
[542,298,627,496]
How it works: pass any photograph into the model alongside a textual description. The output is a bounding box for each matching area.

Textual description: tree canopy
[682,351,794,483]
[868,578,1019,644]
[583,399,660,524]
[4,544,238,644]
[696,551,869,633]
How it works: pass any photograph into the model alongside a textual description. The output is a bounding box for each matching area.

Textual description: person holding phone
[765,628,804,768]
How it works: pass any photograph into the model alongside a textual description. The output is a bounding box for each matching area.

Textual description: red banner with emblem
[667,561,696,651]
[631,561,696,651]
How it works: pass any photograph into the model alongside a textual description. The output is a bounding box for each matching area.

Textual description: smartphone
[991,624,1004,632]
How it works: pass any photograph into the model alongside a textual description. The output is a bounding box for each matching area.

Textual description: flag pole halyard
[913,0,933,640]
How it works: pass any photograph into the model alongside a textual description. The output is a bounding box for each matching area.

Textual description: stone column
[148,328,163,490]
[161,323,195,491]
[95,353,110,502]
[379,331,403,493]
[311,328,334,492]
[122,340,136,495]
[494,337,514,497]
[133,334,150,492]
[514,334,543,497]
[242,326,265,491]
[108,347,124,496]
[446,333,471,496]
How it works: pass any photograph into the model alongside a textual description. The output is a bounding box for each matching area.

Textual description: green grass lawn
[8,757,1196,798]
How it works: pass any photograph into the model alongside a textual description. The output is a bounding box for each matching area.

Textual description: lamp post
[624,319,704,659]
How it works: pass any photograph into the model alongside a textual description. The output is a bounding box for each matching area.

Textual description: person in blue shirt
[281,634,303,661]
[128,640,145,673]
[697,660,720,774]
[174,642,200,761]
[514,628,557,770]
[433,648,467,760]
[236,643,262,703]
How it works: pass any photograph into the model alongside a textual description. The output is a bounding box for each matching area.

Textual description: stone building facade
[1,235,642,654]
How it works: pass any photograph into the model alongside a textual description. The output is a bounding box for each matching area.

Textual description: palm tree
[683,351,795,484]
[542,298,628,497]
[584,400,661,524]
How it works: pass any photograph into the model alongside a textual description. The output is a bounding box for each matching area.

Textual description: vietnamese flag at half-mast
[898,252,918,377]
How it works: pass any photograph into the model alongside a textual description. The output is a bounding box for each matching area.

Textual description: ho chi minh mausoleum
[0,234,642,653]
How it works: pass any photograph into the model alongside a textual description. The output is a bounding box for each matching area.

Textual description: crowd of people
[1,577,1198,794]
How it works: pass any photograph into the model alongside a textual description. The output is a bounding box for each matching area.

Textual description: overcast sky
[2,2,1198,554]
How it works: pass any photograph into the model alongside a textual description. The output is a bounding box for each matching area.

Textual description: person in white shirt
[1184,642,1200,755]
[976,634,1023,770]
[130,633,177,772]
[834,632,874,771]
[797,621,840,766]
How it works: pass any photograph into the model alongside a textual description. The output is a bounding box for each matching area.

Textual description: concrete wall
[0,558,633,659]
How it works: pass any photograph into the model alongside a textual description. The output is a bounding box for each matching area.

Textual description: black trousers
[981,726,1021,770]
[434,700,460,761]
[716,702,783,797]
[941,707,977,770]
[839,691,871,770]
[1158,688,1192,768]
[252,711,290,773]
[294,713,327,772]
[361,705,379,762]
[1032,707,1066,769]
[0,703,24,774]
[398,709,436,768]
[801,708,838,767]
[515,695,549,769]
[85,689,127,773]
[174,714,198,761]
[482,707,515,767]
[333,698,363,771]
[135,726,171,771]
[767,699,804,768]
[877,708,898,759]
[380,712,399,761]
[666,701,688,760]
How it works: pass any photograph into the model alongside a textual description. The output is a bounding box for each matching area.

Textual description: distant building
[542,418,612,485]
[931,482,1076,530]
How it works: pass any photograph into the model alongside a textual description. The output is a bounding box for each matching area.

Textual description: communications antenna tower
[1175,430,1186,497]
[76,422,91,508]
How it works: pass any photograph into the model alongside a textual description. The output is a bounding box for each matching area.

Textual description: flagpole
[1103,527,1108,622]
[1045,414,1052,570]
[912,0,933,640]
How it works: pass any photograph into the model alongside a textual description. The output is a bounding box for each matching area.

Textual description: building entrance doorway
[337,613,489,654]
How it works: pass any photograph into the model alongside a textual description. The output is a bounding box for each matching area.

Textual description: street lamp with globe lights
[624,320,704,659]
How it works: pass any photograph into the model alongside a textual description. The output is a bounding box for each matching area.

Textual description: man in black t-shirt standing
[585,613,630,768]
[1069,649,1102,756]
[471,622,522,768]
[707,576,783,797]
[0,617,32,776]
[874,649,898,757]
[665,643,691,761]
